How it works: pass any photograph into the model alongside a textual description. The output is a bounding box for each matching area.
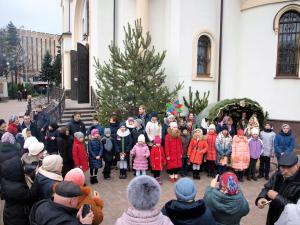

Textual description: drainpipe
[113,0,116,44]
[217,0,224,101]
[68,0,71,32]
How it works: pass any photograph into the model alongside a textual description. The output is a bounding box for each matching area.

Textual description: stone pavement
[0,99,27,122]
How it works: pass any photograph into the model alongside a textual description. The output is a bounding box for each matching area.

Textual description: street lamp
[6,62,10,79]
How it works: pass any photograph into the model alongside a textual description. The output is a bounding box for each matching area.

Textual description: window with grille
[276,10,300,77]
[197,35,211,76]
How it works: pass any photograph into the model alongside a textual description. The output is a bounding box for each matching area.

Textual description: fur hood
[167,127,181,138]
[37,167,63,181]
[126,120,135,129]
[117,129,131,137]
[21,153,40,165]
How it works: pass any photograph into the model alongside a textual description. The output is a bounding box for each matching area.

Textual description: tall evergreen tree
[95,20,183,124]
[52,46,62,86]
[40,51,54,85]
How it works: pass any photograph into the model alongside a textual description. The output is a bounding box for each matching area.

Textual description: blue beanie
[175,178,197,202]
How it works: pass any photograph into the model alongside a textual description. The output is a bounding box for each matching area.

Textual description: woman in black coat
[1,156,34,225]
[57,127,74,177]
[45,122,59,154]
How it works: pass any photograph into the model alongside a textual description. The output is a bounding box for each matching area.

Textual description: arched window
[197,35,211,76]
[276,10,300,77]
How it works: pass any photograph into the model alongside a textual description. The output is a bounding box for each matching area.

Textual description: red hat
[64,168,85,186]
[153,136,161,145]
[219,172,239,195]
[7,123,18,136]
[237,129,244,136]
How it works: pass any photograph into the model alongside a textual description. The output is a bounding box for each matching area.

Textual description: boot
[119,170,123,179]
[239,172,244,182]
[192,170,197,179]
[258,173,264,179]
[197,171,201,180]
[94,175,99,183]
[265,175,269,180]
[90,176,95,184]
[123,170,127,179]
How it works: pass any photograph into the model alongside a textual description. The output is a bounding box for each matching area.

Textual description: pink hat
[154,136,161,145]
[64,168,85,186]
[91,129,99,136]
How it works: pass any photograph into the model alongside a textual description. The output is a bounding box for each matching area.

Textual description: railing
[47,88,66,123]
[91,86,98,111]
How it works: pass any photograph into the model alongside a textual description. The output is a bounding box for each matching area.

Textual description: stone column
[136,0,149,32]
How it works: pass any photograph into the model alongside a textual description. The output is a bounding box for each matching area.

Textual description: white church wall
[236,2,300,120]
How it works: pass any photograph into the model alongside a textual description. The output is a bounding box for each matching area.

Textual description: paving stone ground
[0,99,27,122]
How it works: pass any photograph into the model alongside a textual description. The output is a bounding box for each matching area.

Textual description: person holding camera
[30,181,94,225]
[255,153,300,225]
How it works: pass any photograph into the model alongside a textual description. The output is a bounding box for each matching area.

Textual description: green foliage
[207,98,266,128]
[52,53,61,86]
[183,86,210,115]
[8,82,17,99]
[95,19,183,125]
[40,51,53,84]
[24,82,34,94]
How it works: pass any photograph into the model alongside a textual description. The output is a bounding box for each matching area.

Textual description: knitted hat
[137,134,145,143]
[23,136,38,149]
[134,119,143,127]
[127,117,135,122]
[9,115,17,123]
[119,122,126,128]
[74,132,84,140]
[49,122,59,131]
[208,124,216,131]
[153,136,161,145]
[219,172,239,195]
[64,168,85,186]
[104,128,111,136]
[167,114,175,120]
[42,155,63,173]
[175,178,197,202]
[221,124,228,131]
[28,141,45,156]
[150,112,158,119]
[1,132,15,144]
[7,124,18,136]
[169,122,178,129]
[237,129,244,136]
[127,175,161,210]
[251,127,259,135]
[91,129,99,136]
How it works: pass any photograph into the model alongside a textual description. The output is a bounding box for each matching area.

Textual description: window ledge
[274,76,300,79]
[192,75,216,82]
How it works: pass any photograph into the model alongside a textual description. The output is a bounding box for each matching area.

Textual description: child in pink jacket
[131,134,150,176]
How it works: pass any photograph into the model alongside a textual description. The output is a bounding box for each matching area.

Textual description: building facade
[18,29,60,83]
[60,0,300,122]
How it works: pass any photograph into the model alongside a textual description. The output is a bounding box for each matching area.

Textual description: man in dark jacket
[162,178,216,225]
[21,113,39,138]
[0,119,7,140]
[256,153,300,225]
[274,124,296,160]
[68,112,86,136]
[33,105,50,142]
[30,181,94,225]
[137,105,150,128]
[1,156,34,225]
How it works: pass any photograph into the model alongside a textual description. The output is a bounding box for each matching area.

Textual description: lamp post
[6,62,10,79]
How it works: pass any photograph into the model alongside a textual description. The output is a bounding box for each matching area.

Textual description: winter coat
[131,143,150,171]
[248,137,263,159]
[204,186,249,225]
[206,132,217,161]
[215,133,232,165]
[162,199,216,225]
[77,186,104,225]
[231,135,250,171]
[115,129,132,160]
[260,129,276,157]
[102,136,114,162]
[116,207,173,225]
[68,119,86,136]
[275,199,300,225]
[21,122,39,139]
[165,128,183,170]
[33,111,49,131]
[150,145,166,171]
[1,156,34,225]
[188,138,208,165]
[162,120,170,144]
[88,138,103,169]
[21,153,40,187]
[31,169,63,200]
[131,127,149,146]
[274,130,296,158]
[137,113,150,128]
[57,134,74,177]
[146,121,162,142]
[30,199,82,225]
[109,122,119,153]
[256,169,300,225]
[45,130,59,154]
[0,129,5,140]
[72,138,89,172]
[87,124,104,136]
[181,134,191,157]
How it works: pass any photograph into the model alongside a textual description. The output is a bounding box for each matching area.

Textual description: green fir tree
[40,51,54,85]
[95,19,183,124]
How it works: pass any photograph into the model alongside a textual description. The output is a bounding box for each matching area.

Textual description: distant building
[17,29,60,84]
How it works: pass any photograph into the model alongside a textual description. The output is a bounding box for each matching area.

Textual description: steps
[58,100,97,130]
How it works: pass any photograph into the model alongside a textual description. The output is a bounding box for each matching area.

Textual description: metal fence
[47,87,66,123]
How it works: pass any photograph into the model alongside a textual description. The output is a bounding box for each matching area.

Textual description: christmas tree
[95,19,183,124]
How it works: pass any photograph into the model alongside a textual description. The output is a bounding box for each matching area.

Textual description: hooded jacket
[162,199,216,225]
[274,130,296,157]
[115,128,132,160]
[260,129,276,157]
[116,208,173,225]
[72,138,89,172]
[68,118,86,136]
[231,135,250,171]
[275,199,300,225]
[57,133,74,177]
[204,186,249,225]
[131,143,150,171]
[215,133,232,165]
[165,128,183,170]
[45,123,59,154]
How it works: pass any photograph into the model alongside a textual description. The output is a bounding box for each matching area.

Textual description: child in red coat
[73,132,89,172]
[206,124,218,177]
[150,136,166,184]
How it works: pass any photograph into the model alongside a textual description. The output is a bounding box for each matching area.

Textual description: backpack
[103,137,113,152]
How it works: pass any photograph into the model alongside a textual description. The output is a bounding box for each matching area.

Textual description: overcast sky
[0,0,61,34]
